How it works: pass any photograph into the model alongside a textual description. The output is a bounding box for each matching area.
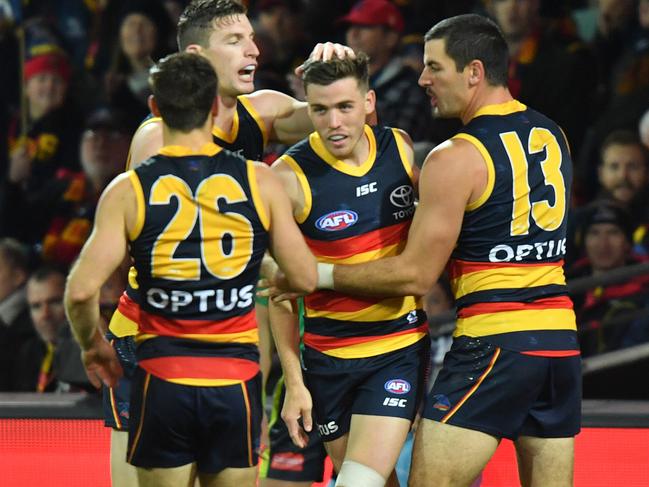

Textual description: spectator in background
[254,0,310,94]
[339,0,436,144]
[577,0,649,200]
[104,1,174,131]
[12,107,131,267]
[568,129,649,263]
[0,239,36,391]
[25,267,92,392]
[5,43,83,233]
[485,0,595,159]
[568,202,649,356]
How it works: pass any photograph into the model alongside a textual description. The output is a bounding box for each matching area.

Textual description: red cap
[338,0,404,33]
[24,53,71,84]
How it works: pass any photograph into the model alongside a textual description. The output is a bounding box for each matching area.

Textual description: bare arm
[268,299,313,448]
[255,164,316,292]
[126,119,163,170]
[64,174,136,386]
[331,139,485,296]
[248,90,312,146]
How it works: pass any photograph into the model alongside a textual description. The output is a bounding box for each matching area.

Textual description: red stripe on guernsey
[117,292,140,321]
[305,221,409,259]
[304,323,428,351]
[305,290,382,312]
[448,259,565,280]
[521,350,581,357]
[139,356,259,381]
[457,296,573,318]
[138,308,257,336]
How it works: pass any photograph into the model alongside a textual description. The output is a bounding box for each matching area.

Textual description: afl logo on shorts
[316,210,358,232]
[384,379,411,395]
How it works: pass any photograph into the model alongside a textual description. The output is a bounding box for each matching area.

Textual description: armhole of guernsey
[452,133,495,212]
[391,128,415,182]
[238,95,269,149]
[126,116,162,170]
[279,155,312,224]
[247,161,270,231]
[558,126,571,156]
[127,170,146,240]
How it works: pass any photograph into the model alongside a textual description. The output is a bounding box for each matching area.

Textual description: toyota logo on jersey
[390,185,414,208]
[315,210,358,231]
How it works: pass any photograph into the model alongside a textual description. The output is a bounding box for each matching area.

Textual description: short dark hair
[0,238,30,273]
[149,52,218,132]
[600,129,649,166]
[425,14,509,87]
[28,266,66,284]
[177,0,247,50]
[302,52,370,92]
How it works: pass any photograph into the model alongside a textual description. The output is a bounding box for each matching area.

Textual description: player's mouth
[238,64,256,82]
[328,134,348,148]
[427,90,438,108]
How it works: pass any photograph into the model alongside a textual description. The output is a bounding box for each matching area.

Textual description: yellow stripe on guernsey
[109,307,138,337]
[238,95,269,148]
[136,328,259,345]
[127,171,145,240]
[323,330,428,359]
[246,161,270,230]
[309,125,377,176]
[451,263,567,299]
[306,295,420,322]
[279,155,312,224]
[455,308,576,337]
[317,241,405,265]
[452,133,495,211]
[391,128,415,182]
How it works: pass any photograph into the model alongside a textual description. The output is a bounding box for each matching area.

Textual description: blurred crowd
[0,0,648,395]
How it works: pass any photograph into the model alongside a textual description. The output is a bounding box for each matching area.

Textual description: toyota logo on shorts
[390,185,414,208]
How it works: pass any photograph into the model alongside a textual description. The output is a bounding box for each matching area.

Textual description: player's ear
[185,44,202,55]
[211,95,219,118]
[364,89,376,114]
[148,95,161,117]
[467,59,484,86]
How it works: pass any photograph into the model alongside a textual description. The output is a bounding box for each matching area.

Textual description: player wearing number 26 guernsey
[64,53,316,486]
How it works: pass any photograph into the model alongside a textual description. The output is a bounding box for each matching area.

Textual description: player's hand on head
[295,42,356,77]
[281,383,313,449]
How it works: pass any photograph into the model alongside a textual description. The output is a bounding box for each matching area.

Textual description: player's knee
[334,460,386,487]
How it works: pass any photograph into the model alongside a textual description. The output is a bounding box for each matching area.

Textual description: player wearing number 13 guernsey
[65,53,316,487]
[282,14,581,487]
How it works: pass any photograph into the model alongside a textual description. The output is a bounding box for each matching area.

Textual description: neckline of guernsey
[158,143,222,157]
[471,99,527,120]
[308,124,377,177]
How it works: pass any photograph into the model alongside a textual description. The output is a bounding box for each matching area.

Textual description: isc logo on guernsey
[316,210,358,232]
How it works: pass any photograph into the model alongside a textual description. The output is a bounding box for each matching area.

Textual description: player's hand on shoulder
[295,42,356,77]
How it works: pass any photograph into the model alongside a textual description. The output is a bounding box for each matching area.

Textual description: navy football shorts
[102,332,137,430]
[422,336,581,439]
[127,367,263,473]
[260,376,327,482]
[302,338,430,442]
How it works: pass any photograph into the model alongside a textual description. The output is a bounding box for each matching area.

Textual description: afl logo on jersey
[390,185,414,208]
[384,379,411,395]
[316,210,358,232]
